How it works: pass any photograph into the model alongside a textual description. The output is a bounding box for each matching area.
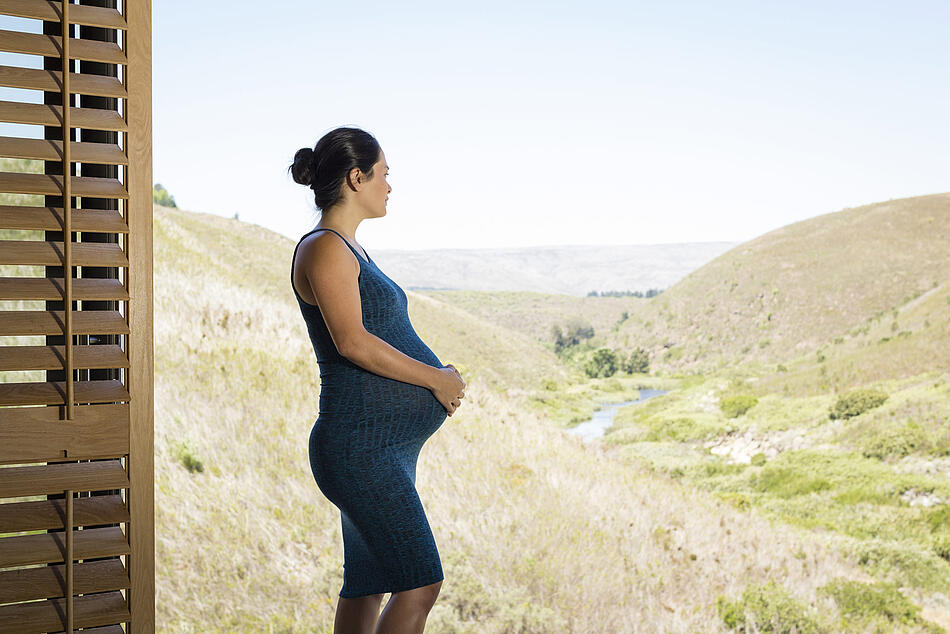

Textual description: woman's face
[363,149,391,216]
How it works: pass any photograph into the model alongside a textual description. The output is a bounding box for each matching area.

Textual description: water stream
[566,388,669,443]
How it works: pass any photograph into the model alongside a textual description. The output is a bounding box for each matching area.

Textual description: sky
[3,1,949,249]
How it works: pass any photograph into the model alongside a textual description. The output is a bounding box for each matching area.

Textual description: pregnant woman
[288,126,466,634]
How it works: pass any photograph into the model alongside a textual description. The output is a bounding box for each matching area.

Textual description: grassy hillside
[609,193,950,374]
[421,289,640,348]
[147,204,939,632]
[3,171,947,631]
[418,193,950,631]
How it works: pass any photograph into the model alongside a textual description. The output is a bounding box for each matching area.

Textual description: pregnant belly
[359,372,447,442]
[315,369,446,447]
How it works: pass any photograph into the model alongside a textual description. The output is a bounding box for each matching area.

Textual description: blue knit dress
[291,227,448,598]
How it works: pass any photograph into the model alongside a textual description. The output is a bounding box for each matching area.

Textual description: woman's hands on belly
[429,364,465,416]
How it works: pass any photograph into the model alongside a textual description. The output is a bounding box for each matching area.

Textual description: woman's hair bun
[290,147,316,187]
[287,127,381,213]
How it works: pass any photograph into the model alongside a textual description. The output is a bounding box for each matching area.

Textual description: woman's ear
[346,166,362,191]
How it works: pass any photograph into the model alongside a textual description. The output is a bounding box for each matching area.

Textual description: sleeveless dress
[290,227,449,598]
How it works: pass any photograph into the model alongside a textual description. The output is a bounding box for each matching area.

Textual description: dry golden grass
[151,204,897,632]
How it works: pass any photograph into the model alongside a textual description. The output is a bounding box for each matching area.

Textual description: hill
[609,193,950,375]
[369,241,737,296]
[148,204,911,632]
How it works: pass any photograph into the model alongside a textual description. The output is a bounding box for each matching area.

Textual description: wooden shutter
[0,1,153,632]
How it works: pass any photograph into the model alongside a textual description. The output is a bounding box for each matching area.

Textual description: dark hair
[288,126,382,213]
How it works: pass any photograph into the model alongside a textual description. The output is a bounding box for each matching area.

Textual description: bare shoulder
[298,230,359,270]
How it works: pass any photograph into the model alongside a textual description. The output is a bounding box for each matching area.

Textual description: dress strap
[305,227,371,265]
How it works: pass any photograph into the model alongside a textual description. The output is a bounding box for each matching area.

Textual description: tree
[622,347,649,374]
[551,317,595,353]
[585,348,619,378]
[153,183,177,208]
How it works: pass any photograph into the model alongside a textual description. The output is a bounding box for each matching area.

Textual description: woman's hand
[431,363,466,416]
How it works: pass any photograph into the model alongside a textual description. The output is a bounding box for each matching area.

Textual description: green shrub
[925,506,950,534]
[584,348,618,378]
[719,394,759,418]
[818,578,924,627]
[174,440,204,474]
[855,541,950,593]
[153,183,178,208]
[702,461,747,477]
[621,347,650,374]
[716,579,820,633]
[717,491,752,510]
[551,317,594,352]
[860,421,927,460]
[829,388,888,420]
[753,466,832,498]
[932,535,950,563]
[750,452,767,466]
[833,487,894,505]
[643,417,701,442]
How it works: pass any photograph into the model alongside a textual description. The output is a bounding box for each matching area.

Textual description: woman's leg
[373,580,443,634]
[334,593,385,634]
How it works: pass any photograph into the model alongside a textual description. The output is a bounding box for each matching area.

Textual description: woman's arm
[302,232,442,390]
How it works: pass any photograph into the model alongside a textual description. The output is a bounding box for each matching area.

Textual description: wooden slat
[0,344,127,371]
[0,100,127,131]
[0,494,128,533]
[0,136,127,165]
[0,29,127,65]
[0,240,128,266]
[0,65,127,98]
[0,278,129,301]
[0,460,127,499]
[0,310,128,336]
[0,558,129,604]
[0,172,127,198]
[0,240,127,267]
[0,526,129,568]
[72,626,127,634]
[0,205,128,232]
[0,404,129,464]
[0,379,129,407]
[0,0,128,29]
[0,590,129,633]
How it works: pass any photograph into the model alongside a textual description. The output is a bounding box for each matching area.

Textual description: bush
[551,317,594,353]
[750,452,767,466]
[860,421,927,460]
[716,579,820,633]
[818,578,925,627]
[753,466,832,498]
[717,491,752,511]
[719,394,759,418]
[925,506,950,534]
[829,388,888,420]
[855,541,950,593]
[621,347,650,374]
[932,535,950,563]
[174,440,204,474]
[584,348,618,378]
[643,417,702,442]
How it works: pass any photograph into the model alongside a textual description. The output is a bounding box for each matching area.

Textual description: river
[566,388,669,443]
